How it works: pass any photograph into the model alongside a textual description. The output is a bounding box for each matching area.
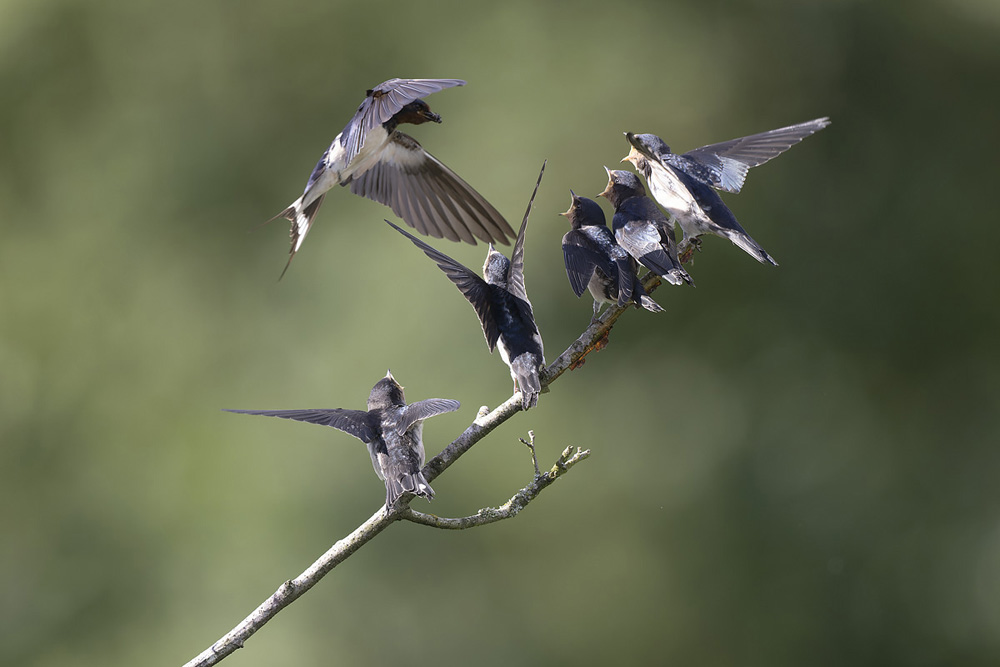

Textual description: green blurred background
[3,0,999,664]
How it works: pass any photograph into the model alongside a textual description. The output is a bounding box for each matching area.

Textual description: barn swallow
[623,118,830,265]
[559,191,663,319]
[271,78,515,277]
[387,163,547,410]
[599,169,694,287]
[225,371,460,507]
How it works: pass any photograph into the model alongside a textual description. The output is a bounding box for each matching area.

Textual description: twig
[402,443,589,530]
[182,275,661,667]
[521,429,540,477]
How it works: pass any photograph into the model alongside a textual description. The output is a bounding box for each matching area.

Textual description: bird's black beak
[422,110,442,123]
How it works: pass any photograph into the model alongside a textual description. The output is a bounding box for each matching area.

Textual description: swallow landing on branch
[623,117,830,265]
[559,191,663,319]
[225,371,460,507]
[270,78,515,276]
[599,169,694,288]
[388,163,547,410]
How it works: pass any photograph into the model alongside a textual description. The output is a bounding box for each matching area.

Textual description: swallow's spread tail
[272,193,327,279]
[386,471,435,507]
[511,353,542,410]
[725,230,778,266]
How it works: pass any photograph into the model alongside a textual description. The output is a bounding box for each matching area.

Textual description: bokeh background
[3,0,999,665]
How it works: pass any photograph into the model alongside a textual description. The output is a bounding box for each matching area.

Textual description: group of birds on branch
[228,78,829,507]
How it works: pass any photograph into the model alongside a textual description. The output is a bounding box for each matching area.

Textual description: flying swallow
[623,117,831,265]
[599,168,694,287]
[387,163,547,410]
[271,78,515,276]
[559,191,663,319]
[225,371,460,507]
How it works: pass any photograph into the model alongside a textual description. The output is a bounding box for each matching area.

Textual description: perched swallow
[599,169,694,287]
[560,191,663,319]
[225,371,460,507]
[623,118,831,265]
[387,163,547,410]
[272,78,515,276]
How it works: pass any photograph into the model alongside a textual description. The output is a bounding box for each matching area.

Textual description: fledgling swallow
[559,191,663,319]
[599,168,694,288]
[271,78,515,277]
[387,163,547,410]
[623,118,831,265]
[225,371,460,507]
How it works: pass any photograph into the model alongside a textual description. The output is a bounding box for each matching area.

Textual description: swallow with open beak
[225,371,460,507]
[388,163,547,410]
[271,78,515,276]
[599,168,694,287]
[560,191,663,319]
[623,118,830,264]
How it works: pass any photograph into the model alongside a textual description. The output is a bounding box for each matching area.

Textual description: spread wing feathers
[341,78,466,166]
[351,133,514,245]
[223,408,378,443]
[506,160,546,302]
[397,398,462,435]
[680,117,831,193]
[561,234,615,297]
[386,220,502,351]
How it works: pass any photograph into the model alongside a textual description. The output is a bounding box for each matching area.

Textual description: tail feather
[726,230,778,266]
[631,276,665,313]
[385,471,435,507]
[511,353,542,410]
[669,266,695,287]
[276,193,327,279]
[639,294,664,313]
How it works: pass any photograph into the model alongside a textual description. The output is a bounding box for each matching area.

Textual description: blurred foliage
[2,0,1000,665]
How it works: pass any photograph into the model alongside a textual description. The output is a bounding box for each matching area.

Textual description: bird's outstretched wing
[224,408,378,443]
[398,399,462,435]
[678,117,831,193]
[341,78,466,167]
[386,220,502,351]
[506,160,545,303]
[353,133,515,245]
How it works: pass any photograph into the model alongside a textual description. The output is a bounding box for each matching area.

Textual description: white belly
[648,167,699,218]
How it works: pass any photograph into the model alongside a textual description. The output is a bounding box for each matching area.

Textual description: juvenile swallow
[272,78,515,276]
[599,169,694,287]
[225,371,460,507]
[559,191,663,319]
[623,118,831,265]
[388,163,547,410]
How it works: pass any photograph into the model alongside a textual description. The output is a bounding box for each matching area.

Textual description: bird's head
[482,244,510,285]
[560,190,606,229]
[395,99,442,125]
[368,370,405,410]
[598,167,645,208]
[625,132,671,159]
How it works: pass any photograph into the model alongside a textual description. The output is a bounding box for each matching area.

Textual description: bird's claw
[569,329,611,370]
[678,238,701,264]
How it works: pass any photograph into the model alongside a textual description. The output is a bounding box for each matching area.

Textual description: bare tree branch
[182,274,662,667]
